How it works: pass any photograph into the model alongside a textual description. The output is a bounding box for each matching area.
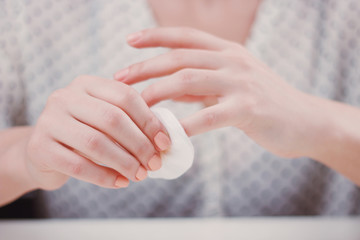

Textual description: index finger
[126,27,233,51]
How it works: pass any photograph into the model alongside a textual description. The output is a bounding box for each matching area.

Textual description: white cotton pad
[148,107,194,180]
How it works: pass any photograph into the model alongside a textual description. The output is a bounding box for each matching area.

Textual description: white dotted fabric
[0,0,360,217]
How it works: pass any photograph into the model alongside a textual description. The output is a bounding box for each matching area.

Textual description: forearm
[305,95,360,185]
[0,126,38,206]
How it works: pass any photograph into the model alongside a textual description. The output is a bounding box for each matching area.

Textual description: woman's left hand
[114,27,320,159]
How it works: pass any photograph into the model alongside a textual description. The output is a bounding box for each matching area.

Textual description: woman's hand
[114,27,320,159]
[26,75,170,190]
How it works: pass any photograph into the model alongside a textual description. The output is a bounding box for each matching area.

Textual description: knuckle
[125,87,139,100]
[48,88,68,106]
[203,111,218,127]
[135,142,153,160]
[112,85,139,107]
[102,106,121,128]
[142,114,161,135]
[121,86,139,104]
[179,70,194,87]
[85,133,102,151]
[67,161,83,176]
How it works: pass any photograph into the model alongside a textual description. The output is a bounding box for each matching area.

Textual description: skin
[0,75,171,206]
[3,0,359,208]
[114,27,360,186]
[1,0,257,207]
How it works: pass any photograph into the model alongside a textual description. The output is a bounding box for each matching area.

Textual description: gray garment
[0,0,360,217]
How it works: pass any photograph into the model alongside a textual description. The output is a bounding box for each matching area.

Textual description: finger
[81,76,171,154]
[50,114,143,182]
[173,95,210,103]
[47,141,129,188]
[127,27,233,51]
[180,103,235,136]
[173,95,218,108]
[141,69,228,106]
[67,93,159,172]
[114,49,222,84]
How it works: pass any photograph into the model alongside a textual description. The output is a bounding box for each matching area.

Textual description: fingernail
[148,154,162,171]
[114,68,129,81]
[154,131,171,151]
[135,166,148,181]
[127,32,142,44]
[115,176,129,188]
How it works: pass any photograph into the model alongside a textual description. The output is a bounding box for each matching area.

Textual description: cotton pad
[148,107,194,180]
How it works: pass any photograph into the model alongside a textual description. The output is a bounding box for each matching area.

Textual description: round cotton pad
[148,107,194,180]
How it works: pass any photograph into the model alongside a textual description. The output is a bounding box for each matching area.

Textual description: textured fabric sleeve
[0,0,28,129]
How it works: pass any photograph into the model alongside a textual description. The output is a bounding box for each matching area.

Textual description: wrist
[297,94,348,162]
[0,127,39,206]
[13,127,40,191]
[289,92,333,159]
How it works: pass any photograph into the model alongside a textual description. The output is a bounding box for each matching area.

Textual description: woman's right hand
[25,75,170,190]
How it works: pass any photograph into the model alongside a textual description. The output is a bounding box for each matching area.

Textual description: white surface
[1,217,360,240]
[148,108,194,179]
